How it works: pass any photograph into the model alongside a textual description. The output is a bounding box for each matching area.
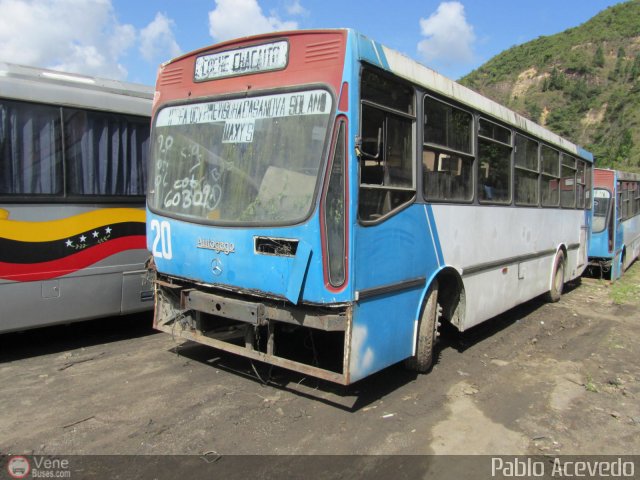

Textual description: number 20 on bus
[150,219,173,260]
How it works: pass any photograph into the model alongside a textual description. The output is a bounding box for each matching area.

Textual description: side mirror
[355,127,382,160]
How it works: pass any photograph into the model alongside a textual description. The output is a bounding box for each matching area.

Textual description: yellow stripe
[0,208,146,242]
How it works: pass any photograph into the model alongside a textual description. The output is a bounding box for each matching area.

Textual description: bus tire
[545,251,565,303]
[405,280,440,373]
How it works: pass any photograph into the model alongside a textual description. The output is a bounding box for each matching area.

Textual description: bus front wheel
[405,280,441,373]
[545,251,565,303]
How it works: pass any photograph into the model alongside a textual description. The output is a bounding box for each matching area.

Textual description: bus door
[348,69,436,382]
[613,180,625,278]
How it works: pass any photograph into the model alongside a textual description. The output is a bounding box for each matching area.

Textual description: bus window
[576,161,586,209]
[560,154,577,208]
[0,99,63,195]
[422,150,473,201]
[541,145,560,207]
[592,188,611,233]
[64,109,149,197]
[323,120,347,287]
[478,118,512,204]
[361,69,413,114]
[514,134,539,206]
[423,96,473,202]
[149,90,332,225]
[358,69,415,221]
[617,182,623,221]
[424,96,472,153]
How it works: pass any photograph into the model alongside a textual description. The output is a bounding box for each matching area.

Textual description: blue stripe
[424,204,444,266]
[354,32,390,70]
[578,147,594,162]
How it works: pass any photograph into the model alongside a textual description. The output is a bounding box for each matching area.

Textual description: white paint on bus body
[430,205,585,329]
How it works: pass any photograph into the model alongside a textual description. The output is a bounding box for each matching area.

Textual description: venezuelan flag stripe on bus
[0,209,146,281]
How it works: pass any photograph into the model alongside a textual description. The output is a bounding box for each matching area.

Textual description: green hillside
[459,0,640,171]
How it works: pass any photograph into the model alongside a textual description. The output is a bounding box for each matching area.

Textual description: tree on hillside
[543,67,566,91]
[525,100,542,123]
[615,129,634,166]
[593,45,605,68]
[611,46,627,80]
[631,54,640,83]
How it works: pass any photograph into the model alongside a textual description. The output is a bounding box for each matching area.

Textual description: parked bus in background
[589,168,640,280]
[147,29,593,384]
[0,63,153,333]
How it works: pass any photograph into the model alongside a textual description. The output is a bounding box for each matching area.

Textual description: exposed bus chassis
[152,273,353,384]
[587,257,612,278]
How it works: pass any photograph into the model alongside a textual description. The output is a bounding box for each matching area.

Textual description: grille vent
[158,66,183,86]
[305,40,342,64]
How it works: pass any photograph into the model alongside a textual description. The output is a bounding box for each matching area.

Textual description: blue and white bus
[147,29,593,384]
[589,168,640,280]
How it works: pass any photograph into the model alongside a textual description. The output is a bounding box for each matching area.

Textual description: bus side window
[358,69,415,222]
[423,149,472,202]
[478,118,512,204]
[359,105,385,186]
[422,96,473,203]
[0,99,63,195]
[541,145,560,207]
[560,154,577,209]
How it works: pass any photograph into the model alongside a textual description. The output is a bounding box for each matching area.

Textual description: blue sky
[0,0,626,85]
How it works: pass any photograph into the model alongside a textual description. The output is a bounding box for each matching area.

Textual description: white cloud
[0,0,135,79]
[417,1,476,66]
[140,12,182,63]
[208,0,298,42]
[0,0,181,80]
[286,0,308,16]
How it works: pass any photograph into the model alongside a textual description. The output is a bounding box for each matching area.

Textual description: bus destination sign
[194,41,288,81]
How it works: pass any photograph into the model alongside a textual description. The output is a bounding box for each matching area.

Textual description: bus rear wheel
[405,280,441,373]
[545,251,565,303]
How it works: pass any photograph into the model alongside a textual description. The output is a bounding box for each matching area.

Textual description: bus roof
[0,62,153,117]
[616,170,640,182]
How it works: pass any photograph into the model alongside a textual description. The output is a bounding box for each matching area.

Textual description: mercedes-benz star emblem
[211,258,223,276]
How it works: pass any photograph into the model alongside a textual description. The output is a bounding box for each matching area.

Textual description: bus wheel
[545,251,565,303]
[405,280,441,373]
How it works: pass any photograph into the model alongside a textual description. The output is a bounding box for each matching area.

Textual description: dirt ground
[1,264,639,457]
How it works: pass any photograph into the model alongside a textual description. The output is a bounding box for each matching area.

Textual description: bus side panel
[431,205,584,329]
[622,215,640,270]
[460,256,551,327]
[0,205,150,332]
[349,205,437,381]
[1,272,121,333]
[349,288,424,382]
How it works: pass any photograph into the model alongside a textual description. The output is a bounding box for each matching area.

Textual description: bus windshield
[592,188,611,233]
[148,89,333,225]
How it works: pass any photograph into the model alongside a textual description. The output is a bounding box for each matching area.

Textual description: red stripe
[0,236,146,282]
